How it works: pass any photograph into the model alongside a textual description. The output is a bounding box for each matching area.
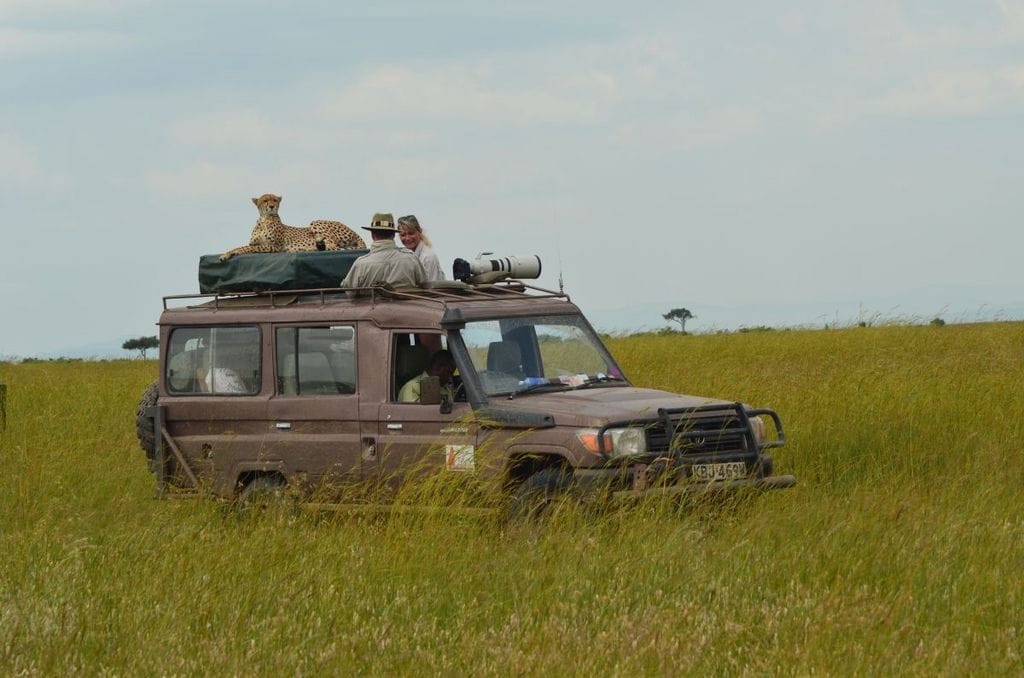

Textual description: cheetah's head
[252,194,282,218]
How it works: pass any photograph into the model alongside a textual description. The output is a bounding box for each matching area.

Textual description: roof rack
[162,280,570,311]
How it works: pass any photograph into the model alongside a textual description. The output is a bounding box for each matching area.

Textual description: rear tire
[508,468,572,521]
[135,381,159,472]
[237,475,294,518]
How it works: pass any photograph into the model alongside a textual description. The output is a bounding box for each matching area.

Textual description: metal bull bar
[595,401,787,459]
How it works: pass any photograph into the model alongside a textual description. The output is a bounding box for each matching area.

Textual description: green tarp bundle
[198,250,369,293]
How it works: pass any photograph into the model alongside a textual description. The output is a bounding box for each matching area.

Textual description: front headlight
[749,415,766,445]
[576,427,648,458]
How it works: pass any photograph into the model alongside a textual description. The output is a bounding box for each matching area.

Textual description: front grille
[646,413,752,456]
[597,402,781,461]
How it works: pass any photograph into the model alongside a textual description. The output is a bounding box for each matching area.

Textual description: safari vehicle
[136,254,795,513]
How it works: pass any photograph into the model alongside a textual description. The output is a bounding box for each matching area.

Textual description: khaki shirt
[398,371,455,403]
[340,239,426,297]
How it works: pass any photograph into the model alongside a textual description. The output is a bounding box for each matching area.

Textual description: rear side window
[276,326,356,396]
[165,326,261,395]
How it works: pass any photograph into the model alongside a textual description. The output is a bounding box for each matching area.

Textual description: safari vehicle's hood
[488,387,732,428]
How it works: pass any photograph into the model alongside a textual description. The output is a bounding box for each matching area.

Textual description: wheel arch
[229,463,289,497]
[503,445,573,489]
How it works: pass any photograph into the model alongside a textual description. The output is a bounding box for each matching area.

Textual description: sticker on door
[445,444,475,471]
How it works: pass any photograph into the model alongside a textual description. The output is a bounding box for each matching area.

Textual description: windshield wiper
[508,379,571,399]
[508,374,627,398]
[570,374,628,390]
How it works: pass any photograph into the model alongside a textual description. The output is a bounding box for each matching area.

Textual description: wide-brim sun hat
[362,212,398,232]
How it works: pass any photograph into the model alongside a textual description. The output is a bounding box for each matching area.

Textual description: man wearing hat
[340,212,427,298]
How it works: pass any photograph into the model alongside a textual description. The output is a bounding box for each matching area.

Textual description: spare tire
[135,381,159,471]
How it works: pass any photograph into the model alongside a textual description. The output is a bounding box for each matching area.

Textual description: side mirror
[419,376,441,405]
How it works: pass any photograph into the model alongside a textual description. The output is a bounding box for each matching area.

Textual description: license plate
[691,461,748,482]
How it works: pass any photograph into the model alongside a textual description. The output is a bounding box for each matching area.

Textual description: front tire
[507,468,572,520]
[236,475,295,518]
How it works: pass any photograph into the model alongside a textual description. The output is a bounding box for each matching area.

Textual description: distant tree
[662,308,695,333]
[122,335,159,359]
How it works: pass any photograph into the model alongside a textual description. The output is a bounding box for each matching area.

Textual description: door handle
[386,423,403,431]
[275,422,291,430]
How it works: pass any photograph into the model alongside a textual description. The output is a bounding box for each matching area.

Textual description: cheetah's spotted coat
[220,194,366,261]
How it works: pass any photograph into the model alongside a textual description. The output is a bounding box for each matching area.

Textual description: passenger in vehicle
[397,214,444,282]
[399,350,456,403]
[203,367,247,394]
[340,212,426,298]
[195,350,248,394]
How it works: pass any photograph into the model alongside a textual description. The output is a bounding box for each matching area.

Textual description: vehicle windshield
[458,314,626,397]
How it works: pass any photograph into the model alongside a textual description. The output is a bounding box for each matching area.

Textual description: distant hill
[583,287,1024,335]
[5,284,1022,361]
[3,338,141,362]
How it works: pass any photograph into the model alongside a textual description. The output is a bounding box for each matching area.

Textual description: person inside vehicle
[340,212,426,297]
[194,348,248,394]
[397,214,444,282]
[399,349,456,403]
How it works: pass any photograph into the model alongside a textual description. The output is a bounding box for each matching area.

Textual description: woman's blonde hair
[398,214,432,247]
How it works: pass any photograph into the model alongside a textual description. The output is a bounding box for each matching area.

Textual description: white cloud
[0,132,42,183]
[837,1,1022,53]
[0,132,71,193]
[0,0,140,55]
[0,27,132,57]
[865,65,1024,117]
[998,0,1024,33]
[141,31,692,204]
[0,0,142,19]
[795,2,1024,128]
[170,111,283,148]
[144,155,390,207]
[169,29,696,150]
[309,32,692,128]
[142,24,788,206]
[145,161,264,200]
[168,107,437,158]
[317,64,604,126]
[611,106,764,153]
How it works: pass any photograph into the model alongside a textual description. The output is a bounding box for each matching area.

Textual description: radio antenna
[555,208,565,294]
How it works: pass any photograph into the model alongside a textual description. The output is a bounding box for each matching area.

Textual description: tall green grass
[2,323,1022,674]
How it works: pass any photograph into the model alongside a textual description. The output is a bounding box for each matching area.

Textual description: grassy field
[2,322,1023,674]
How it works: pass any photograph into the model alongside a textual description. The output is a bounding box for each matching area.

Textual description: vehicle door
[161,324,269,492]
[371,331,477,492]
[264,324,362,492]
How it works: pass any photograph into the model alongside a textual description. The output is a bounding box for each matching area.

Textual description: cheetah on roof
[220,194,366,261]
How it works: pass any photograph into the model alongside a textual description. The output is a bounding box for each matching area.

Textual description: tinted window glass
[166,326,261,395]
[276,326,356,396]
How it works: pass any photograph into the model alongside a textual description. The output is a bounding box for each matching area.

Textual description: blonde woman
[397,214,445,281]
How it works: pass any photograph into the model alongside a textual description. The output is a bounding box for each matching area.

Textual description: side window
[165,326,261,396]
[392,332,446,401]
[276,326,356,396]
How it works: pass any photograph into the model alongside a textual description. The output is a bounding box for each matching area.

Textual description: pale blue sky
[2,1,1022,357]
